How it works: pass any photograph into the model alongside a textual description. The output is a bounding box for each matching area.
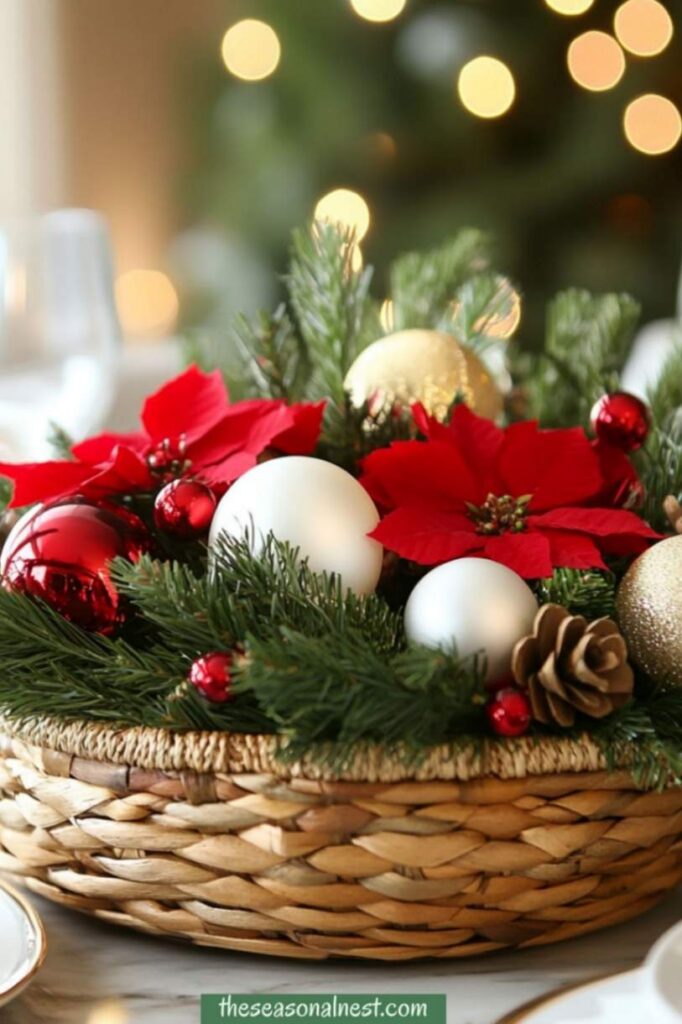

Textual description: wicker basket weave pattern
[0,722,681,961]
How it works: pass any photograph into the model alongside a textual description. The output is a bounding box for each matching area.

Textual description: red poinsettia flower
[360,403,658,579]
[0,366,325,508]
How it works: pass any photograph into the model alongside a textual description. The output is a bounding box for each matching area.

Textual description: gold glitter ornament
[343,328,503,422]
[616,536,682,683]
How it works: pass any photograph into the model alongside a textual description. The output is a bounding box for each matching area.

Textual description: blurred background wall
[1,0,680,348]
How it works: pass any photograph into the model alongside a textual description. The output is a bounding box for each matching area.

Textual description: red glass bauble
[188,651,233,703]
[590,392,651,452]
[153,479,216,538]
[486,686,532,737]
[1,501,152,634]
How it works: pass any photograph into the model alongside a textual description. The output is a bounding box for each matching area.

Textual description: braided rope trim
[0,716,626,782]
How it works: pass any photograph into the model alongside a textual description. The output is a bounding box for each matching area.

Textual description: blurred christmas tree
[172,0,682,350]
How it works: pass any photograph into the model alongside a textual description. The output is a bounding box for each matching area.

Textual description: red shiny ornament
[154,479,216,538]
[1,501,152,634]
[486,687,532,737]
[590,392,651,452]
[188,651,233,703]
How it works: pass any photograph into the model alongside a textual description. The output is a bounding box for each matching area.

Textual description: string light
[624,94,682,155]
[457,57,516,119]
[614,0,673,57]
[116,270,179,338]
[567,31,625,91]
[314,189,371,240]
[221,19,281,81]
[545,0,595,14]
[350,0,407,23]
[380,299,395,331]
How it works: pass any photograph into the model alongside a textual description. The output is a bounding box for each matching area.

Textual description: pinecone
[511,603,634,728]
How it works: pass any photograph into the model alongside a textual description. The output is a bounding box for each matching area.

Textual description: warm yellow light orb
[624,94,682,155]
[221,19,281,81]
[350,0,407,23]
[314,188,371,240]
[116,270,179,338]
[380,298,395,332]
[545,0,595,14]
[614,0,673,57]
[87,1000,129,1024]
[457,57,516,119]
[567,31,626,91]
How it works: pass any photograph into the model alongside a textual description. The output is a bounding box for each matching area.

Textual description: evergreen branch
[646,333,682,425]
[287,222,376,405]
[536,568,617,620]
[47,423,75,460]
[389,230,490,331]
[636,418,682,531]
[232,304,309,401]
[445,272,518,349]
[529,289,640,427]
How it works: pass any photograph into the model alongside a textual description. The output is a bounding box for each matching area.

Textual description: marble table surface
[3,888,680,1024]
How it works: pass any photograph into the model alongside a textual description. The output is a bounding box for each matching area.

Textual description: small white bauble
[404,558,538,682]
[209,456,383,595]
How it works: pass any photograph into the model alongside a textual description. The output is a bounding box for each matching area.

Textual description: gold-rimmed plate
[0,880,46,1006]
[495,969,641,1023]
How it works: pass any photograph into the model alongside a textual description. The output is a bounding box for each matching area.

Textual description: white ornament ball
[404,558,538,682]
[209,456,383,596]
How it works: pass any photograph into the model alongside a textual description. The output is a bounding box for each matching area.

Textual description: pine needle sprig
[232,304,309,401]
[536,568,617,620]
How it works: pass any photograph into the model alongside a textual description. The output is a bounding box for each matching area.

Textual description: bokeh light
[380,299,395,332]
[314,188,371,240]
[87,1000,129,1024]
[545,0,595,14]
[475,278,522,339]
[457,57,516,119]
[221,19,281,81]
[567,31,626,91]
[614,0,673,57]
[350,0,407,23]
[623,94,682,155]
[116,270,179,338]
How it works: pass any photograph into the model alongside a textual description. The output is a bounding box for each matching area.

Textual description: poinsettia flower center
[467,493,531,535]
[146,435,192,481]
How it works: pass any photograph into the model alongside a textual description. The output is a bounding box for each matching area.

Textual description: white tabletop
[3,887,680,1024]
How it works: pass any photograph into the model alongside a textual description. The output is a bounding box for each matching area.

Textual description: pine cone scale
[512,602,634,728]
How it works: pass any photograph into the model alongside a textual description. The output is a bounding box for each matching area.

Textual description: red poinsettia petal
[529,506,659,539]
[482,531,553,578]
[542,529,608,571]
[591,439,640,507]
[370,507,482,565]
[189,401,294,472]
[361,440,480,511]
[71,431,147,465]
[83,446,153,496]
[0,460,95,508]
[447,404,505,476]
[141,365,230,446]
[196,450,259,489]
[271,401,325,455]
[498,422,603,511]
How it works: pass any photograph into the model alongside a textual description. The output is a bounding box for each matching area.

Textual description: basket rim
[0,714,631,783]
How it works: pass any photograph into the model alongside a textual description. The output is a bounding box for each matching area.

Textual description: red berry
[590,392,651,452]
[154,479,216,538]
[188,652,233,703]
[486,687,532,737]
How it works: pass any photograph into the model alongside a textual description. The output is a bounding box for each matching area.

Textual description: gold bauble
[343,328,503,422]
[616,536,682,683]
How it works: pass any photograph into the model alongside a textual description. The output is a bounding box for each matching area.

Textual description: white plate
[0,881,46,1006]
[497,969,646,1023]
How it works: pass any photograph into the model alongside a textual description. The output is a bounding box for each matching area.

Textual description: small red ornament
[153,479,216,538]
[188,651,233,703]
[486,686,532,737]
[1,500,152,634]
[590,392,651,452]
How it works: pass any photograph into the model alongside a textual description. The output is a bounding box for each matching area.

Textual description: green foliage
[232,305,309,401]
[646,334,682,426]
[536,568,617,620]
[528,289,641,428]
[636,338,682,531]
[389,230,490,331]
[288,222,377,405]
[591,688,682,790]
[47,423,75,460]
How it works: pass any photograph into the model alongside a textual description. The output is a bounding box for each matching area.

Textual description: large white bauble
[404,558,538,682]
[209,456,383,595]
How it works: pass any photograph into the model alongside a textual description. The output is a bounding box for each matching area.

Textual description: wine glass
[0,209,121,460]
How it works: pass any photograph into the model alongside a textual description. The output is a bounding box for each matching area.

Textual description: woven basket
[0,717,681,961]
